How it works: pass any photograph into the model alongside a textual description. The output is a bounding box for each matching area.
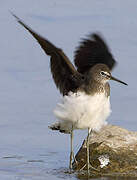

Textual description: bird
[12,13,127,173]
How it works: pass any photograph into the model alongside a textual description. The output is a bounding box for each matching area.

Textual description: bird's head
[89,64,127,85]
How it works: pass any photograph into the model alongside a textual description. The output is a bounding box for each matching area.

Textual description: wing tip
[10,10,21,23]
[74,32,116,73]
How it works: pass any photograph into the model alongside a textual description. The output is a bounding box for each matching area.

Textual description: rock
[73,125,137,178]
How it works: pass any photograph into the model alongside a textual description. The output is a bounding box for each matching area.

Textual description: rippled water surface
[0,0,137,179]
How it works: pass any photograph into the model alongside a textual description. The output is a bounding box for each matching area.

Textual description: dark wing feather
[12,13,83,95]
[74,33,116,74]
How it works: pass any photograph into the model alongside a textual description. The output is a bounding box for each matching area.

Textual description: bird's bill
[110,76,128,85]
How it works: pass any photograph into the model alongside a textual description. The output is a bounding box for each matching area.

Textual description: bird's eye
[100,71,106,76]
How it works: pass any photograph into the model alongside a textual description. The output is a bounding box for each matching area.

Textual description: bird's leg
[80,128,99,173]
[69,126,74,170]
[87,127,90,174]
[87,128,99,172]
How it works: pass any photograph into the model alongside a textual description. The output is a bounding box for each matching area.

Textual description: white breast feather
[53,91,111,132]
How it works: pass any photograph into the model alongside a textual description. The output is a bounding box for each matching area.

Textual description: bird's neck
[81,80,110,97]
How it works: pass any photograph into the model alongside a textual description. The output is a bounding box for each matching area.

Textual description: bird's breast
[54,91,111,132]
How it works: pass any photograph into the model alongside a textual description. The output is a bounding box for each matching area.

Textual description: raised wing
[12,13,83,95]
[74,33,116,74]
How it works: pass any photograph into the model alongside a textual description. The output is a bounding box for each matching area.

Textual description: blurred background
[0,0,136,179]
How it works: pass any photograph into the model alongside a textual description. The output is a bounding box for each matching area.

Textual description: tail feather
[48,124,60,131]
[48,123,70,134]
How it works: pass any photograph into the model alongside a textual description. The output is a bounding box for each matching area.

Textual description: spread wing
[74,33,116,74]
[12,13,84,95]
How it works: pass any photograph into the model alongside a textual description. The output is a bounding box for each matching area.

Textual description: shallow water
[0,0,137,179]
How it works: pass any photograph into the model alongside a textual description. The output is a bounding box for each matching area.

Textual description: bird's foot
[79,162,99,172]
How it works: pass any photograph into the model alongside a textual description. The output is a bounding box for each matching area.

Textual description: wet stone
[73,125,137,178]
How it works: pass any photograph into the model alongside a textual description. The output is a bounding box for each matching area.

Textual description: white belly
[53,91,111,132]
